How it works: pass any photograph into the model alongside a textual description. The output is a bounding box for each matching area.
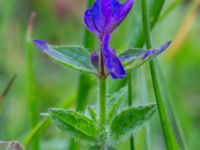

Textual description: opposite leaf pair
[49,104,156,148]
[33,40,171,79]
[49,87,157,149]
[34,0,171,80]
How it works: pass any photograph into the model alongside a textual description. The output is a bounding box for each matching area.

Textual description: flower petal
[106,0,134,32]
[100,0,120,27]
[84,1,103,37]
[116,0,134,21]
[84,0,134,36]
[104,48,126,79]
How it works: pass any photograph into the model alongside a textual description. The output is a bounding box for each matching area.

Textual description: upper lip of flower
[84,0,134,38]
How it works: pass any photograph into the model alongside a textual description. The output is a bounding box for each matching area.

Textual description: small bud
[105,49,126,79]
[90,51,99,71]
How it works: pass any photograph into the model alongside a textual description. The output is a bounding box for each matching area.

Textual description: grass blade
[141,0,179,149]
[0,74,17,109]
[25,12,39,150]
[23,118,51,149]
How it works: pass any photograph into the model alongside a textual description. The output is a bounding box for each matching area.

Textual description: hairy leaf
[33,40,97,74]
[49,108,98,142]
[107,86,128,122]
[111,104,156,138]
[120,48,153,71]
[120,41,171,71]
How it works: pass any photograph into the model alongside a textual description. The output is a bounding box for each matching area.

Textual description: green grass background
[0,0,200,149]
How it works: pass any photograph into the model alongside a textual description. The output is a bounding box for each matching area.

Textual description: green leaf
[119,48,146,70]
[111,104,156,138]
[107,87,128,122]
[88,145,117,150]
[119,48,155,71]
[49,108,98,142]
[88,106,97,122]
[34,40,97,74]
[51,45,96,74]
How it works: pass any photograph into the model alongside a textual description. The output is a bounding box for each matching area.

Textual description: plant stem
[156,63,188,150]
[129,135,134,150]
[128,73,132,106]
[99,77,107,150]
[127,73,135,150]
[99,78,106,127]
[141,0,179,149]
[141,0,152,49]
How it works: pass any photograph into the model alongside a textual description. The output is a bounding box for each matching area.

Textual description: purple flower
[84,0,134,79]
[84,0,134,38]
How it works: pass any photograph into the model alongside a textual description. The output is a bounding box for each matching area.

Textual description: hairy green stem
[99,78,107,150]
[141,0,179,149]
[128,73,135,150]
[128,73,132,107]
[129,135,134,150]
[99,78,106,127]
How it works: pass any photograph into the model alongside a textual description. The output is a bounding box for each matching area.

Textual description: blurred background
[0,0,200,150]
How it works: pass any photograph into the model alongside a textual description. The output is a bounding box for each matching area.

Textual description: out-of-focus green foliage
[0,0,200,150]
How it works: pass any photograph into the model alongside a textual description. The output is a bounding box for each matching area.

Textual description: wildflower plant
[33,0,172,149]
